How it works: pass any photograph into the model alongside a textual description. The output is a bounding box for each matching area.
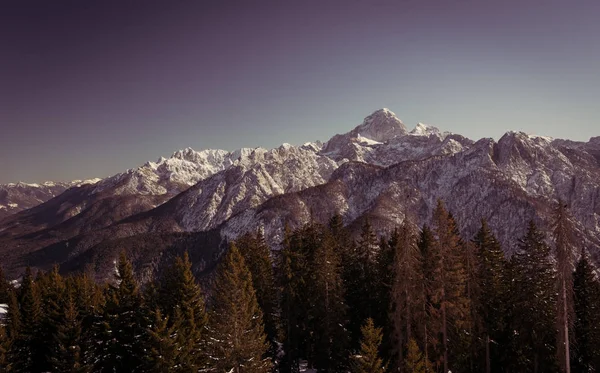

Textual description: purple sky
[2,0,600,183]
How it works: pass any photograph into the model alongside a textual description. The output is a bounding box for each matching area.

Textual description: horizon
[2,0,600,183]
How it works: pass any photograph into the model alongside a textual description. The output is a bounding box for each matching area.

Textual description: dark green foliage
[388,223,423,371]
[95,252,145,373]
[51,294,90,373]
[553,202,575,373]
[418,225,440,369]
[509,221,557,373]
[0,268,10,304]
[351,318,386,373]
[278,221,349,372]
[431,200,470,372]
[11,267,45,372]
[346,219,382,350]
[236,230,279,349]
[144,309,179,372]
[279,223,304,373]
[4,209,600,373]
[206,243,272,372]
[155,252,208,370]
[405,338,434,373]
[473,219,508,373]
[311,225,349,372]
[572,249,600,372]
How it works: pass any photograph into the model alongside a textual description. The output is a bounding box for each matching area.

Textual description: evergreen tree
[144,309,180,372]
[572,248,600,372]
[51,294,90,373]
[156,252,208,370]
[351,318,386,373]
[311,225,349,372]
[39,265,68,371]
[206,243,272,373]
[69,273,105,369]
[11,267,45,372]
[510,221,557,373]
[405,338,434,373]
[417,225,440,372]
[473,219,507,373]
[236,230,279,350]
[95,252,145,373]
[431,200,470,373]
[388,223,422,371]
[0,268,10,304]
[347,219,381,350]
[553,201,575,373]
[5,289,20,341]
[279,223,304,373]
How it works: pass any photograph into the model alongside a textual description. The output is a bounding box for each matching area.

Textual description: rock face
[0,108,599,279]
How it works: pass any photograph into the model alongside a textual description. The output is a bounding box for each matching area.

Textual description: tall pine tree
[95,252,145,373]
[388,223,423,371]
[510,221,557,373]
[473,219,507,373]
[156,252,208,370]
[351,318,386,373]
[572,248,600,372]
[553,201,575,373]
[236,230,279,351]
[206,243,272,373]
[431,200,470,373]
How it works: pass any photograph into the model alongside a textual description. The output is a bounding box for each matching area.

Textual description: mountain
[0,108,599,280]
[0,179,101,219]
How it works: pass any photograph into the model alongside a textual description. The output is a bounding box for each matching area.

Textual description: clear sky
[2,0,600,183]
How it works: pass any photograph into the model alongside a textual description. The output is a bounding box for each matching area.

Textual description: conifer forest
[1,200,599,373]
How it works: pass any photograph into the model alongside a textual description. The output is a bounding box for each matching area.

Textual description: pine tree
[431,200,470,373]
[351,318,386,373]
[572,248,600,372]
[39,265,68,371]
[70,273,104,369]
[206,243,272,373]
[5,289,20,341]
[553,201,575,373]
[312,225,349,372]
[144,309,180,372]
[473,219,507,373]
[418,225,440,371]
[156,252,208,370]
[95,252,145,373]
[0,268,10,304]
[510,221,557,373]
[388,223,422,371]
[51,294,90,373]
[405,338,434,373]
[11,267,45,372]
[279,223,304,373]
[347,219,381,350]
[236,230,279,349]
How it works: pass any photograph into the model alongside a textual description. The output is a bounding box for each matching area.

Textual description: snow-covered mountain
[0,179,101,219]
[1,108,599,279]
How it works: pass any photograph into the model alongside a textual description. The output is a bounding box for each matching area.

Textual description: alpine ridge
[0,109,599,280]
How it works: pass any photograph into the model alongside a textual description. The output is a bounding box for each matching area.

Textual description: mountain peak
[355,108,408,142]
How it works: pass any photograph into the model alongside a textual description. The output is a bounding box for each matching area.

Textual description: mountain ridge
[1,109,599,280]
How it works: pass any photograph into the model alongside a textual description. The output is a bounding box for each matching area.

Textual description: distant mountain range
[1,108,599,280]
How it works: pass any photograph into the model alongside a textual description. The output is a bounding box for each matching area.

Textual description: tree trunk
[562,278,571,373]
[485,334,490,373]
[442,300,448,373]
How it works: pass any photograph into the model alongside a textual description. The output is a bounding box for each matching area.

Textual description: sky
[2,0,600,183]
